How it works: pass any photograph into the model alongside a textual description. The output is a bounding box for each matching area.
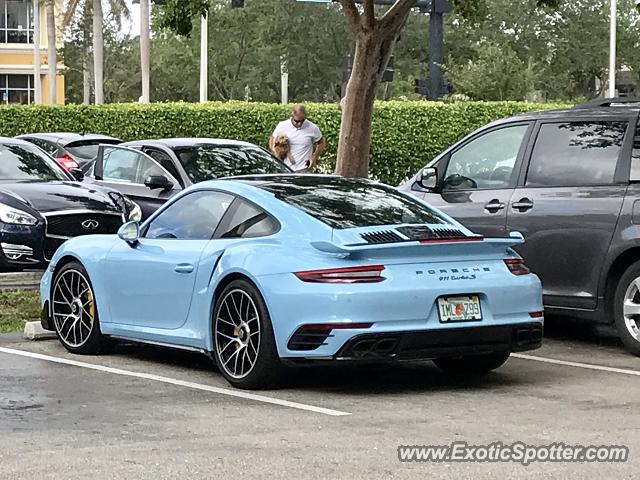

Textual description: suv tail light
[56,154,79,171]
[504,258,531,276]
[294,265,385,283]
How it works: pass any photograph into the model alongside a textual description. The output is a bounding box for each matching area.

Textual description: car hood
[0,181,124,214]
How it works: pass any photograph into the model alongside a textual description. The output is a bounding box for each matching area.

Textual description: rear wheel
[433,351,510,375]
[51,261,109,354]
[613,261,640,357]
[212,279,285,389]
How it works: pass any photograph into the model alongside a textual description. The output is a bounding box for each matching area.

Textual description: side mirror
[417,167,438,190]
[69,168,84,181]
[118,221,140,245]
[144,175,172,191]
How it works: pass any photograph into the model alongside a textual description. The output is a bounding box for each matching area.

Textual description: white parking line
[513,353,640,377]
[0,347,351,417]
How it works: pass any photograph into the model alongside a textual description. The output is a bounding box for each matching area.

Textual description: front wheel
[433,351,511,375]
[51,261,109,354]
[212,279,285,389]
[613,261,640,357]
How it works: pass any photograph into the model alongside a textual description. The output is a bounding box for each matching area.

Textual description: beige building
[0,0,64,105]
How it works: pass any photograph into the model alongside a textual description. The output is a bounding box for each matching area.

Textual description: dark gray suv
[400,98,640,356]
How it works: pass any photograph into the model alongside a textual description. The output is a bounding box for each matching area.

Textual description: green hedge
[0,101,566,185]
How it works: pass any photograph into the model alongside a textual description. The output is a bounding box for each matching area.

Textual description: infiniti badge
[81,219,100,231]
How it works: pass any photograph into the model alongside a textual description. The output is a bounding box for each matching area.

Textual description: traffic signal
[231,0,244,7]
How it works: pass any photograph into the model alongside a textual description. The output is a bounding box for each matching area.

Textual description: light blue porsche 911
[40,175,543,389]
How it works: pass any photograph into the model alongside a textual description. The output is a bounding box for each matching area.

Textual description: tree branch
[363,0,375,29]
[339,0,361,33]
[380,0,417,33]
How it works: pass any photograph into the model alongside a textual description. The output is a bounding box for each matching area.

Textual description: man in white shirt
[270,104,326,173]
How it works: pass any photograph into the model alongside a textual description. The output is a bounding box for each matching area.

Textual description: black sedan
[0,138,141,272]
[16,132,122,171]
[83,139,290,219]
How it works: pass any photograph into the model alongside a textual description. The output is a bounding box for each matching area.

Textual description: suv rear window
[254,176,448,229]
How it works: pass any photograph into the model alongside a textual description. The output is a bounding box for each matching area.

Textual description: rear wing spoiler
[311,233,525,257]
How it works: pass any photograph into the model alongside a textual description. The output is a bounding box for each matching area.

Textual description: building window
[0,0,34,44]
[0,74,34,104]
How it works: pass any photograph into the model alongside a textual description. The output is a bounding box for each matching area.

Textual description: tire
[433,351,511,375]
[212,279,285,389]
[51,261,109,354]
[613,261,640,357]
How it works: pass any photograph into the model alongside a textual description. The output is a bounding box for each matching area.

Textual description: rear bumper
[284,322,543,363]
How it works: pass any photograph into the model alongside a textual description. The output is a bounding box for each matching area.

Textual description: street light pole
[199,12,208,103]
[609,0,617,98]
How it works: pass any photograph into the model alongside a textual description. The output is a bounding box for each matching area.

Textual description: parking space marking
[0,347,351,417]
[513,353,640,377]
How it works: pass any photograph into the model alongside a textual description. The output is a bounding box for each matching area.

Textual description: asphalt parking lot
[0,320,638,480]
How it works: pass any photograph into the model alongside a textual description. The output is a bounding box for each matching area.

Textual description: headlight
[0,203,38,226]
[128,202,142,222]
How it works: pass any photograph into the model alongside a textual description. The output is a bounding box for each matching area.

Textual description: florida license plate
[437,295,482,322]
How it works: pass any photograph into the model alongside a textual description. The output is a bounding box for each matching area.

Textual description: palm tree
[63,0,130,104]
[139,0,150,102]
[92,0,104,104]
[46,0,56,104]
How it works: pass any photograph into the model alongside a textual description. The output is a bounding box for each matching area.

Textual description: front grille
[397,226,467,241]
[361,230,404,244]
[45,212,124,238]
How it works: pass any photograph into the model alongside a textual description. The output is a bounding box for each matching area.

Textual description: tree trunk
[92,0,104,104]
[335,0,414,178]
[335,33,384,178]
[33,0,42,104]
[140,0,150,103]
[45,1,56,104]
[82,0,91,104]
[82,53,91,104]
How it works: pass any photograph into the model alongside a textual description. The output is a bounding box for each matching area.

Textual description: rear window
[255,176,448,229]
[66,140,121,160]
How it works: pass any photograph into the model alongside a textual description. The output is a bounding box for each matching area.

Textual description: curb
[23,321,57,341]
[0,271,43,291]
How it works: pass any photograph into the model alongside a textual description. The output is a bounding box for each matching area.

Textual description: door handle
[484,199,505,213]
[512,198,534,212]
[174,263,194,274]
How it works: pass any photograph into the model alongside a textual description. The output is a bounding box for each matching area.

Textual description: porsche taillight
[504,258,531,276]
[294,265,386,283]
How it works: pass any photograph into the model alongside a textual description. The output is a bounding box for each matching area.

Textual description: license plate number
[437,295,482,322]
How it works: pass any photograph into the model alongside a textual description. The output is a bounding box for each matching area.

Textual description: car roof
[122,138,260,149]
[15,132,121,145]
[0,136,38,147]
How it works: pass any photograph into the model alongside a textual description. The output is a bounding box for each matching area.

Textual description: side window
[145,191,234,240]
[218,199,278,239]
[443,124,528,191]
[102,148,174,184]
[526,121,628,187]
[143,147,182,184]
[102,148,141,182]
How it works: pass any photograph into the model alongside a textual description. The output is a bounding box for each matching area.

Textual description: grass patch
[0,289,41,333]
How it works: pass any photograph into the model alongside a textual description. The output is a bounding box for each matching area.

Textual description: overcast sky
[123,0,141,36]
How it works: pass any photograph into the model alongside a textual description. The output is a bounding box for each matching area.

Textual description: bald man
[270,104,326,173]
